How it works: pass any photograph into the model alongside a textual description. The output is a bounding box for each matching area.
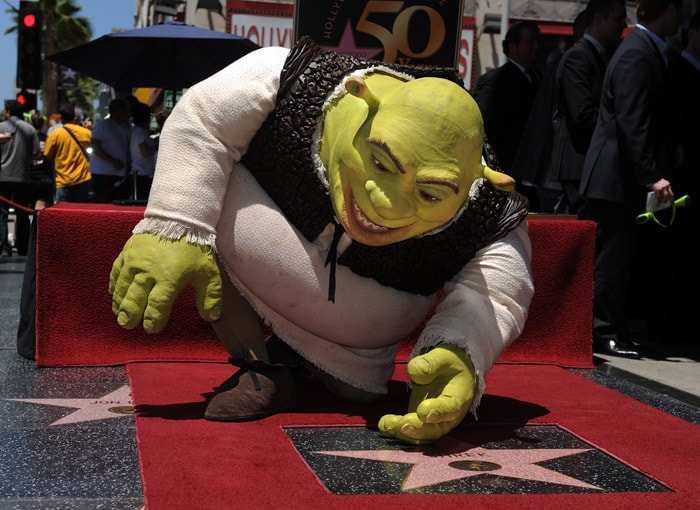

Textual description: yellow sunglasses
[636,195,691,227]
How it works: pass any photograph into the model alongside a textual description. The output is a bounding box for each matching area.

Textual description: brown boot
[204,359,297,421]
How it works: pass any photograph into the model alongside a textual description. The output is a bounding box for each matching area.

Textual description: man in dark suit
[549,0,628,217]
[657,11,699,344]
[473,21,541,209]
[579,0,682,358]
[510,12,588,214]
[668,11,699,228]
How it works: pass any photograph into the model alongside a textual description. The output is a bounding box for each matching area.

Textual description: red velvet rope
[0,194,35,214]
[0,177,132,213]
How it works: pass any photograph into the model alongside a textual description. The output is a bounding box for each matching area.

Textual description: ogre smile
[352,199,390,232]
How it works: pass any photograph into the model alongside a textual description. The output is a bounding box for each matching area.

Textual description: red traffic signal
[16,4,43,90]
[21,13,37,28]
[16,90,37,112]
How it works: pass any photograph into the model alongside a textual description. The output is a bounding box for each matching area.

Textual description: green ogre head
[320,72,512,246]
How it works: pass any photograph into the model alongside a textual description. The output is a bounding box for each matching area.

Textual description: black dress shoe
[593,339,642,359]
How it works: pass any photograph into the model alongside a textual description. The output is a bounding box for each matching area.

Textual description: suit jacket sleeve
[558,46,601,153]
[610,46,664,186]
[473,71,507,162]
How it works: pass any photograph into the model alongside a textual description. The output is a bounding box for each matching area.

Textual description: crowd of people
[0,95,167,360]
[0,95,166,258]
[472,0,697,358]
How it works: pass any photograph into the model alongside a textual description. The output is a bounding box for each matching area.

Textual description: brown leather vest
[242,37,528,296]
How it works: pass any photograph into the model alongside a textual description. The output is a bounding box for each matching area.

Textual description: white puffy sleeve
[134,46,290,246]
[412,220,534,411]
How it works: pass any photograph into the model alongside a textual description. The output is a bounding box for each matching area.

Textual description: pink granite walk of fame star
[7,385,134,426]
[284,425,670,495]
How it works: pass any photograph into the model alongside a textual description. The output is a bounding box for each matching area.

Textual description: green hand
[109,233,222,333]
[378,344,475,445]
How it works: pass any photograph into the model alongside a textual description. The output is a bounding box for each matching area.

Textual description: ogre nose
[365,180,412,219]
[365,180,391,209]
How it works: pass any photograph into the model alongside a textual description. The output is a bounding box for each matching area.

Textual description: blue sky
[0,0,135,101]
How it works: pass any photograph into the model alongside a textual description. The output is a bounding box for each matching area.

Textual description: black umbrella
[46,20,260,90]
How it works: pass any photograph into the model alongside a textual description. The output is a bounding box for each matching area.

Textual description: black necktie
[526,69,539,89]
[324,220,345,303]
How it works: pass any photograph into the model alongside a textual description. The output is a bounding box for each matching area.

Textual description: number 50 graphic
[356,1,445,62]
[294,0,462,68]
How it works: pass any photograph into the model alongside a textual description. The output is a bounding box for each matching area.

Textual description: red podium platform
[35,203,595,368]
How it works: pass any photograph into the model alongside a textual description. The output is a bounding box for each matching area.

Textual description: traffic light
[16,90,37,112]
[16,1,43,90]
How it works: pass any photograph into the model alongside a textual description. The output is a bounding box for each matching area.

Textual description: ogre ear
[484,166,516,192]
[345,76,380,115]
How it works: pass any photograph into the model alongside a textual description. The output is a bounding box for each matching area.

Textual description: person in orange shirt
[44,105,92,203]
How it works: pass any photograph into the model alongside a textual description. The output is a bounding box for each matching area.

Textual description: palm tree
[44,0,95,117]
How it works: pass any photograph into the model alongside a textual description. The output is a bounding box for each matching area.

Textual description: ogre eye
[418,189,441,202]
[373,156,391,174]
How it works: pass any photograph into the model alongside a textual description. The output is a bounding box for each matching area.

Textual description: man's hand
[378,344,475,445]
[649,178,674,205]
[109,233,223,333]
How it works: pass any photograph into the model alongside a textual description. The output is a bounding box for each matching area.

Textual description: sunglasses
[635,194,690,227]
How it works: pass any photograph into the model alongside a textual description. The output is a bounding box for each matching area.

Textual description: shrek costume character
[110,38,533,445]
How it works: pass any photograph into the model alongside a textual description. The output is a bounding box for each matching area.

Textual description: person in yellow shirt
[44,105,92,203]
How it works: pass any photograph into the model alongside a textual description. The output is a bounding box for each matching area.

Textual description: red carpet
[35,203,225,366]
[35,204,594,369]
[127,362,699,509]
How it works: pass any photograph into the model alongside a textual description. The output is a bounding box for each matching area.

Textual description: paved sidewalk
[595,349,700,404]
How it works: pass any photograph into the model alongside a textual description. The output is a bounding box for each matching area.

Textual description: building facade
[136,0,698,90]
